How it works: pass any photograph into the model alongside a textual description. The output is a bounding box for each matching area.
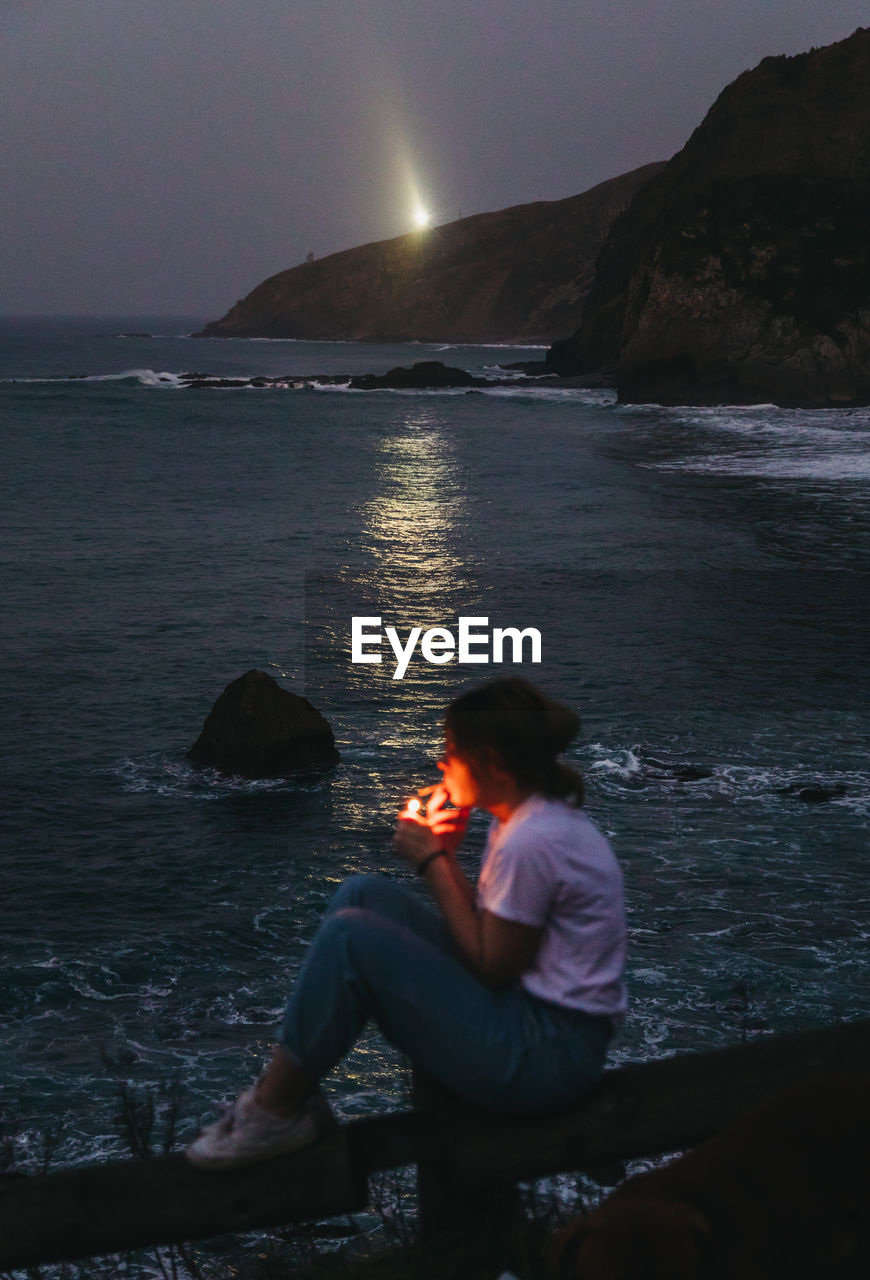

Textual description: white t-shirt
[476,794,627,1018]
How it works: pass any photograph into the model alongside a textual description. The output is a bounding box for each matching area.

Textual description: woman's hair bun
[444,678,584,806]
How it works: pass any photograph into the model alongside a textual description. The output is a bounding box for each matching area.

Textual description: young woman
[186,678,626,1169]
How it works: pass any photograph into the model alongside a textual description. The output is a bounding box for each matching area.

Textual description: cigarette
[415,785,438,798]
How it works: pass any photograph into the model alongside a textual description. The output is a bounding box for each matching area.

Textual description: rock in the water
[548,28,870,408]
[646,757,714,782]
[188,670,339,778]
[779,783,848,804]
[348,361,479,390]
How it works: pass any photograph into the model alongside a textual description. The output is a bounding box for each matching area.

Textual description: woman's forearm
[438,851,476,907]
[420,853,543,989]
[421,854,485,975]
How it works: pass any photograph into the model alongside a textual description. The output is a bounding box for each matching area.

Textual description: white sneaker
[185,1088,324,1171]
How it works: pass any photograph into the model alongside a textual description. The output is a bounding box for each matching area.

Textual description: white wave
[66,978,131,1002]
[585,744,643,777]
[681,404,870,425]
[838,793,870,817]
[645,452,870,481]
[482,385,616,405]
[620,401,778,415]
[671,410,870,442]
[426,341,550,350]
[583,745,869,807]
[301,381,615,403]
[72,368,185,386]
[630,967,669,984]
[112,368,185,386]
[1,368,185,387]
[621,400,870,434]
[307,380,359,392]
[113,755,329,798]
[309,382,471,396]
[624,401,870,482]
[212,336,354,343]
[39,959,132,1002]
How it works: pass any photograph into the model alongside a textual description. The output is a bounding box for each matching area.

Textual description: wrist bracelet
[417,848,447,876]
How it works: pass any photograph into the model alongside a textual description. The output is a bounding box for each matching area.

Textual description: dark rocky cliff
[197,164,664,344]
[547,28,870,408]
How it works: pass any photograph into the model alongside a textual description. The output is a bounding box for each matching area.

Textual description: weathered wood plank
[0,1130,366,1270]
[2,1019,869,1270]
[411,1066,522,1245]
[438,1017,870,1187]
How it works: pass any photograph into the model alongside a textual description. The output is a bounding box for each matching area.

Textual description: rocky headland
[547,28,870,408]
[195,164,664,345]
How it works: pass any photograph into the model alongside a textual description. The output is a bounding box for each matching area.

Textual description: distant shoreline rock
[176,359,613,392]
[348,360,479,390]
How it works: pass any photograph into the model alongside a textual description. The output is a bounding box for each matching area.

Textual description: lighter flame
[406,797,422,814]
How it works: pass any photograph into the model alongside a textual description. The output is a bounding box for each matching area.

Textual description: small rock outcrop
[778,783,848,804]
[188,670,339,777]
[195,164,664,345]
[348,361,479,390]
[547,28,870,408]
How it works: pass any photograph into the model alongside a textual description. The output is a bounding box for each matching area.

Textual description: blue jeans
[279,874,613,1115]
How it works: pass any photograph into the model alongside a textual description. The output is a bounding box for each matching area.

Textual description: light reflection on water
[360,406,470,589]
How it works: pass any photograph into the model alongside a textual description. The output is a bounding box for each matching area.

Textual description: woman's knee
[326,873,421,923]
[325,873,384,914]
[317,903,393,957]
[308,905,398,992]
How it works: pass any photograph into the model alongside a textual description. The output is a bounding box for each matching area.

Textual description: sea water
[1,317,868,1180]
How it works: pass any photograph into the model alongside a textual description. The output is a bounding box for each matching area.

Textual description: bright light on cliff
[413,205,431,229]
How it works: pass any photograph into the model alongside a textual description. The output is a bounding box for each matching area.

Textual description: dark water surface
[1,317,868,1172]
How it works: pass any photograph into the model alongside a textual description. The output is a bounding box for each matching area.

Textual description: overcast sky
[1,0,866,317]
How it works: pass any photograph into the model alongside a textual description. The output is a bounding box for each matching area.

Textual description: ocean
[1,315,869,1188]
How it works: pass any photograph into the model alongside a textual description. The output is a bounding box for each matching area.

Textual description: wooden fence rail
[2,1018,870,1270]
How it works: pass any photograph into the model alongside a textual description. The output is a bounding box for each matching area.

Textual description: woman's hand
[392,784,471,869]
[424,785,471,854]
[392,812,442,869]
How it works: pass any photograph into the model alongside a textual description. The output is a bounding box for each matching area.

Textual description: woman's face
[437,734,511,809]
[437,746,482,808]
